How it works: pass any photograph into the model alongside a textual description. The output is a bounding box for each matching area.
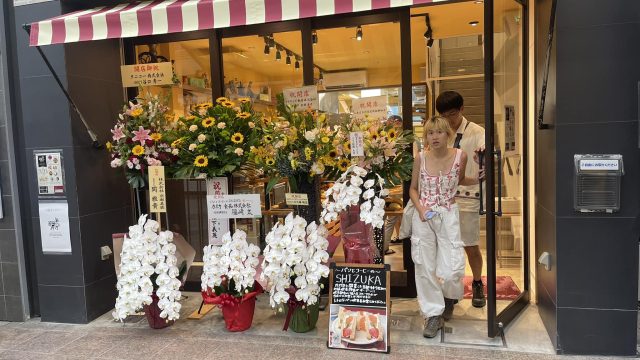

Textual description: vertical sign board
[206,177,229,245]
[328,263,390,353]
[283,85,319,110]
[148,166,166,213]
[504,105,516,154]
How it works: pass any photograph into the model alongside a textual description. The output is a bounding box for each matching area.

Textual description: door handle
[477,149,503,216]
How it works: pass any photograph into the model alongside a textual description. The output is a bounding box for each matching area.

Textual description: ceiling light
[312,30,318,45]
[286,51,291,65]
[275,48,282,61]
[356,26,363,41]
[427,38,434,48]
[264,44,270,55]
[295,59,300,70]
[469,21,479,26]
[423,14,433,40]
[268,35,275,48]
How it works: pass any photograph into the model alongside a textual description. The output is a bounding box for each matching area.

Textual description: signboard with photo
[35,151,64,196]
[328,263,390,353]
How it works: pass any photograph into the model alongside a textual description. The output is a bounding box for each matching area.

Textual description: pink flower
[132,126,151,145]
[146,157,162,166]
[111,125,125,141]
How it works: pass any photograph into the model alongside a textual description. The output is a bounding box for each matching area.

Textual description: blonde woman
[409,116,483,338]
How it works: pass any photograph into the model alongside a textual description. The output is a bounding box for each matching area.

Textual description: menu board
[328,263,390,353]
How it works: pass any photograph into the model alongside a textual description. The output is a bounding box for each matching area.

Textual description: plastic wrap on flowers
[144,292,175,329]
[340,206,376,264]
[202,282,263,332]
[286,299,320,333]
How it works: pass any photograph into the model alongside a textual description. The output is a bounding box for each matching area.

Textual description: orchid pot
[144,292,175,329]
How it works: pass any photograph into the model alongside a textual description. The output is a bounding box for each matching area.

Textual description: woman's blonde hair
[423,115,454,139]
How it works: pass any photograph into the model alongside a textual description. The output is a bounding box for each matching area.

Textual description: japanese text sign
[349,132,365,157]
[148,166,166,213]
[283,85,319,110]
[206,177,230,245]
[121,63,173,88]
[206,194,262,219]
[285,193,309,206]
[351,95,388,122]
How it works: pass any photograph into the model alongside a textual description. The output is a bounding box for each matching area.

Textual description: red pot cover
[340,206,375,264]
[201,281,263,332]
[144,292,174,329]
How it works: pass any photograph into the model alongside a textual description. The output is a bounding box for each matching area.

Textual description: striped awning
[29,0,438,46]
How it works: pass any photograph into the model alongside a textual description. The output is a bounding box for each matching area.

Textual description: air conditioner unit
[323,70,368,90]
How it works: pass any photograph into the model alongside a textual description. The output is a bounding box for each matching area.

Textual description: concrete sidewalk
[0,293,619,360]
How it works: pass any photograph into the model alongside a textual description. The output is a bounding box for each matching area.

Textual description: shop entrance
[120,0,533,343]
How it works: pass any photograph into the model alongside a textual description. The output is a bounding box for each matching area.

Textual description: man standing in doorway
[436,91,486,319]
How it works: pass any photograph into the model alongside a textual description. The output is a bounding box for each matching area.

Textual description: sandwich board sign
[327,263,390,353]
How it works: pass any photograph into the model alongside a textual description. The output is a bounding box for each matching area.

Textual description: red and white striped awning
[29,0,442,46]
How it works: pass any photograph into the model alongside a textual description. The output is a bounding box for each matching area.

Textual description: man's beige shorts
[460,211,480,247]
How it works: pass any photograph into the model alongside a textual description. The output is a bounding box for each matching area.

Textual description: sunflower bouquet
[249,95,340,192]
[167,97,261,179]
[107,94,177,188]
[328,114,414,187]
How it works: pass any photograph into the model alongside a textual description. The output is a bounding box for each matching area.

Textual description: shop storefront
[2,0,639,356]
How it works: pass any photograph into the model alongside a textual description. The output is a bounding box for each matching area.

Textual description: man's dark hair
[436,91,464,114]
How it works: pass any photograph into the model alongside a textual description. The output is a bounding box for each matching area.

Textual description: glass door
[485,0,529,338]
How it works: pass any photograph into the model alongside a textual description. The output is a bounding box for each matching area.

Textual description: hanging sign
[285,193,309,206]
[328,263,390,353]
[206,177,229,245]
[351,95,388,122]
[38,201,72,254]
[35,151,64,196]
[283,85,319,110]
[206,194,262,219]
[148,166,166,213]
[504,105,516,153]
[121,63,173,88]
[350,132,365,157]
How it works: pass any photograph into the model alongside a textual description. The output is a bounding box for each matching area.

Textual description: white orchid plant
[113,214,183,322]
[201,229,261,298]
[261,213,331,310]
[320,165,389,229]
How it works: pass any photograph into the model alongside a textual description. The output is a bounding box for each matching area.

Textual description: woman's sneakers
[472,280,486,308]
[423,315,444,338]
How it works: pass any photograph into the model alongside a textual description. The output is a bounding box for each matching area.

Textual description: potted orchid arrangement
[201,229,262,332]
[113,214,184,329]
[107,94,178,188]
[167,97,261,179]
[320,165,389,264]
[261,213,330,332]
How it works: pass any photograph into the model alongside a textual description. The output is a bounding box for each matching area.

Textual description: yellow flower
[106,141,113,151]
[321,136,330,144]
[371,132,380,141]
[329,150,338,158]
[199,102,213,109]
[337,158,350,171]
[380,130,387,137]
[222,101,235,108]
[130,107,143,117]
[194,155,208,167]
[318,113,326,123]
[265,157,275,166]
[131,145,145,156]
[345,141,351,152]
[237,112,251,119]
[231,133,244,144]
[264,135,273,143]
[290,159,299,169]
[304,147,313,161]
[202,117,215,128]
[186,115,196,121]
[216,97,229,104]
[387,129,398,141]
[150,133,162,141]
[238,97,251,104]
[171,137,185,148]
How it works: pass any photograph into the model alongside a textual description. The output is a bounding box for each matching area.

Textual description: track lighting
[356,26,363,41]
[286,51,291,65]
[264,44,270,55]
[312,30,318,45]
[295,59,300,70]
[268,34,275,48]
[275,47,282,61]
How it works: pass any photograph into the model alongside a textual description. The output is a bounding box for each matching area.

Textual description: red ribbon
[201,281,263,308]
[282,287,306,331]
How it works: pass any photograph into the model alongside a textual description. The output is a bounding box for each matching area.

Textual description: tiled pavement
[0,295,625,360]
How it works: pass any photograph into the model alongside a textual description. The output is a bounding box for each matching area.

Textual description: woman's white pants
[411,204,465,318]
